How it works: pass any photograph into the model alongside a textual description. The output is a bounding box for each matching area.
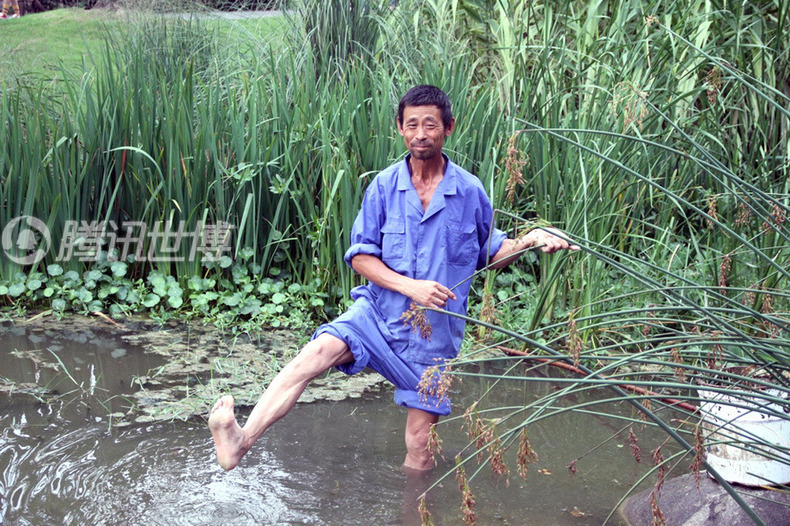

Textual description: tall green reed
[0,5,421,309]
[0,0,784,322]
[422,1,789,522]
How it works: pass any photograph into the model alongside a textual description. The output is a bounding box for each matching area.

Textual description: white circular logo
[2,216,51,265]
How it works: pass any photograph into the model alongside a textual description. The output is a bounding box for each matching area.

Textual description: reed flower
[401,301,432,340]
[567,311,583,367]
[417,364,452,408]
[670,347,687,382]
[705,66,722,105]
[707,194,719,230]
[504,132,527,204]
[463,406,492,464]
[649,439,670,526]
[761,202,785,233]
[628,427,642,463]
[488,433,510,480]
[427,422,445,466]
[735,201,752,229]
[517,428,539,479]
[478,288,498,341]
[689,424,706,488]
[611,83,649,131]
[418,496,435,526]
[652,439,669,491]
[455,463,477,526]
[649,492,667,526]
[718,253,731,291]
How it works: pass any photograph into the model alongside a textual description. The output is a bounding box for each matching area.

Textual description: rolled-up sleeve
[344,183,385,267]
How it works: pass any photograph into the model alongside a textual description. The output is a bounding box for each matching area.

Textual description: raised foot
[208,395,248,470]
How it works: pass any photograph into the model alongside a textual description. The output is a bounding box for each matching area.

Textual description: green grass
[0,7,284,83]
[0,8,123,82]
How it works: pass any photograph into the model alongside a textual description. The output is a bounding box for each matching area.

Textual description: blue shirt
[344,155,507,365]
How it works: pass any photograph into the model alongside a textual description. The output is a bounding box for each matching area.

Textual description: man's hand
[521,227,580,254]
[351,254,456,308]
[404,280,457,309]
[490,226,579,268]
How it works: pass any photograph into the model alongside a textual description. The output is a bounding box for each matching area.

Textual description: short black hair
[397,85,453,128]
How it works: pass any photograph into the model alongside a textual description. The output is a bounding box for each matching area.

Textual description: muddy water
[0,320,675,525]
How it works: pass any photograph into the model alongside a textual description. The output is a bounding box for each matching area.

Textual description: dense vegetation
[0,1,788,522]
[24,0,277,13]
[2,0,784,326]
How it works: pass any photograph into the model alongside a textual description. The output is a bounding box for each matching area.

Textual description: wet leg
[403,407,440,472]
[209,333,352,470]
[401,466,435,526]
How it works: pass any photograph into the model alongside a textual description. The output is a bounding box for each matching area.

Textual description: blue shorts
[313,299,452,416]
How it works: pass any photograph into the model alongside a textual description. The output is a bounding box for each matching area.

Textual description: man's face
[397,105,455,161]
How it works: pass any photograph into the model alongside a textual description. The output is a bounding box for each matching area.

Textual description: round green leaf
[167,296,183,309]
[8,283,25,297]
[111,262,128,277]
[271,292,286,304]
[143,293,161,308]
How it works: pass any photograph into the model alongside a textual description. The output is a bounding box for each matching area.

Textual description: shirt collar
[397,154,458,220]
[396,153,457,196]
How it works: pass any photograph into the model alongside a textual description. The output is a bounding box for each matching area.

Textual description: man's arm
[350,254,457,308]
[489,227,579,269]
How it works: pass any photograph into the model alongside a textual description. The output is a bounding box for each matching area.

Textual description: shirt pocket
[446,222,478,266]
[381,218,406,261]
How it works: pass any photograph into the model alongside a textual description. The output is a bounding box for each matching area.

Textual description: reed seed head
[418,495,435,526]
[705,66,722,105]
[417,363,452,409]
[628,427,642,463]
[455,464,477,526]
[401,301,432,340]
[504,132,527,205]
[427,422,445,467]
[517,428,539,479]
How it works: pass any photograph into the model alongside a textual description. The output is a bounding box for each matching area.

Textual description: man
[209,85,577,472]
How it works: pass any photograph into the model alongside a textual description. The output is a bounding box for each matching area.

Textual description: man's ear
[396,118,404,136]
[445,117,456,136]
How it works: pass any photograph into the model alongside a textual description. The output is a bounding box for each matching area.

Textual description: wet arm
[350,254,456,308]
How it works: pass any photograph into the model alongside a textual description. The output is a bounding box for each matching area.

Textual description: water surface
[0,321,675,525]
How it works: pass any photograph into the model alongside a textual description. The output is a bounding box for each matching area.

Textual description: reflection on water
[0,322,675,525]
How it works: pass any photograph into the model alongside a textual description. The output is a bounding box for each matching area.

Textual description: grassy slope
[0,7,283,83]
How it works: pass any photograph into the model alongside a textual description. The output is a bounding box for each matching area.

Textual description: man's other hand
[406,280,457,308]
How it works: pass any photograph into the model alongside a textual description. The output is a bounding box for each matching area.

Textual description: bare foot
[208,395,248,470]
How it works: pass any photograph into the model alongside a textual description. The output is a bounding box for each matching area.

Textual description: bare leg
[403,407,441,472]
[208,333,353,470]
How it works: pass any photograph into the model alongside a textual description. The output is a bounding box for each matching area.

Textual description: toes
[210,395,235,416]
[209,399,223,415]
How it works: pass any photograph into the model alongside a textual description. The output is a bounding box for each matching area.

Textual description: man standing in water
[209,85,578,472]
